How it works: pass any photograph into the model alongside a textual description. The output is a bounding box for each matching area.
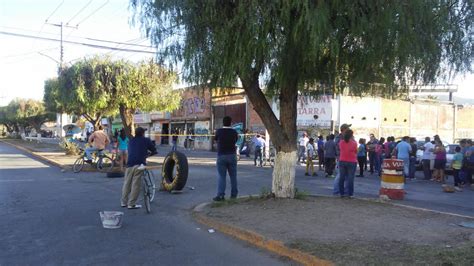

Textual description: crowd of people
[298,125,474,197]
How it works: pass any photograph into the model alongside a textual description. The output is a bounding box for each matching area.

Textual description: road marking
[0,179,34,182]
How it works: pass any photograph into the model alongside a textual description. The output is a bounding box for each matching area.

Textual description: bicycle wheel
[97,156,114,172]
[144,170,156,202]
[73,157,85,173]
[143,179,151,213]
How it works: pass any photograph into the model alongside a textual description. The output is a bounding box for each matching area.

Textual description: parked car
[415,142,459,171]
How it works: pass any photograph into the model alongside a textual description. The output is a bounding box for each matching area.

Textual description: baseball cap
[340,123,352,130]
[135,127,147,136]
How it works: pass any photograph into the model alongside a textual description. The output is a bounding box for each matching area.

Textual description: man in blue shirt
[394,136,412,178]
[213,116,239,201]
[121,127,157,209]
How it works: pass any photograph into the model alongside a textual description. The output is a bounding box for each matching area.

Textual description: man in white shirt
[298,132,309,164]
[421,136,435,180]
[253,134,265,167]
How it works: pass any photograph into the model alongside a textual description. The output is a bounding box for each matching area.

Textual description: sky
[0,0,155,106]
[0,0,473,107]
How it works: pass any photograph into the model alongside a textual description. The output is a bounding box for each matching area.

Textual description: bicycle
[72,148,114,173]
[140,166,156,213]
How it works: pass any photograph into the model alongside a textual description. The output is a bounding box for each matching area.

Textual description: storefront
[169,86,212,150]
[150,112,171,145]
[134,113,152,137]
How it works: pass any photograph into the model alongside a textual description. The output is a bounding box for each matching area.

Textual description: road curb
[0,139,163,172]
[0,139,65,169]
[310,193,474,219]
[192,202,333,266]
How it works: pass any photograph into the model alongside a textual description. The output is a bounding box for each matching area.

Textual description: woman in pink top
[338,129,358,197]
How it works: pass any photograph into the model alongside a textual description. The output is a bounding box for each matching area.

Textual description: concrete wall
[172,88,211,120]
[339,96,380,139]
[455,106,474,140]
[380,99,410,138]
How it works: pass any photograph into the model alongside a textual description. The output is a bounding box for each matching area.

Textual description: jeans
[333,160,349,195]
[254,147,263,166]
[400,158,410,178]
[298,145,306,162]
[85,147,101,160]
[409,157,417,179]
[171,140,178,151]
[374,154,381,173]
[369,152,376,173]
[339,161,357,196]
[422,159,432,180]
[216,154,238,197]
[453,169,461,186]
[357,156,367,176]
[325,157,336,175]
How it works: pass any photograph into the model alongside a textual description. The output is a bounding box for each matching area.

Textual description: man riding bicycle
[85,125,110,163]
[121,127,157,209]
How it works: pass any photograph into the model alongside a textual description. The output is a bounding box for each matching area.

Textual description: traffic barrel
[379,159,405,200]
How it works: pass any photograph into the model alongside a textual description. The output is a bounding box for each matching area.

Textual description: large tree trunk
[82,113,101,130]
[119,104,134,138]
[240,72,298,198]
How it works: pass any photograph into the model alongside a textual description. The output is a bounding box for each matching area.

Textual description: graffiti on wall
[195,128,210,141]
[182,97,206,115]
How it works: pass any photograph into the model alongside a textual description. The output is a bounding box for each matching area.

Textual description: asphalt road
[0,142,290,265]
[1,142,473,265]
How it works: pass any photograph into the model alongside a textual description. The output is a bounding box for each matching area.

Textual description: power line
[0,25,153,49]
[0,47,57,59]
[0,30,157,55]
[76,0,109,27]
[66,0,93,26]
[44,0,65,23]
[85,36,152,48]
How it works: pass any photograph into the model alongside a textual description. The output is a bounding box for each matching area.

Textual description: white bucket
[99,211,124,229]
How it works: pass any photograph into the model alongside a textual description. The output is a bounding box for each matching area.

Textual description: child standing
[305,138,316,176]
[356,138,367,177]
[452,146,463,191]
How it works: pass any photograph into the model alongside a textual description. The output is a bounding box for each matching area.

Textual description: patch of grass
[294,188,309,200]
[259,187,274,199]
[288,239,474,265]
[210,198,239,208]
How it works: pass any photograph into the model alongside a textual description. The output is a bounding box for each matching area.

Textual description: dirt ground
[205,196,474,265]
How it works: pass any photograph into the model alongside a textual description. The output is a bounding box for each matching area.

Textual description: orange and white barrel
[379,159,405,200]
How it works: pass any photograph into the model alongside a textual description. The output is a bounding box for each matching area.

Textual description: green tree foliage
[45,56,180,135]
[118,59,180,137]
[0,98,55,133]
[131,0,473,198]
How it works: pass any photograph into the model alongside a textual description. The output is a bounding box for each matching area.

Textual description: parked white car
[415,142,459,171]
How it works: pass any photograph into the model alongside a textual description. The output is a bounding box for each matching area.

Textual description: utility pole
[46,22,77,71]
[46,22,77,137]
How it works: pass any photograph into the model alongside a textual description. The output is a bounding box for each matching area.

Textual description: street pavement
[1,141,473,265]
[0,142,289,265]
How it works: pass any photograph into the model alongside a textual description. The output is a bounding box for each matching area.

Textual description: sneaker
[127,204,142,209]
[305,173,309,176]
[121,203,127,208]
[454,186,462,192]
[213,196,225,202]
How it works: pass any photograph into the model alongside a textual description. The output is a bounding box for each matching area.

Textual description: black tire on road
[73,157,84,173]
[161,151,188,191]
[106,170,124,178]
